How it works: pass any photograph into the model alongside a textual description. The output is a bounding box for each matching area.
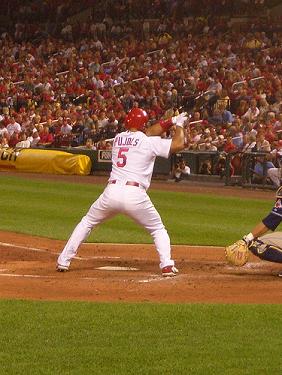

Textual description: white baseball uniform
[57,130,175,269]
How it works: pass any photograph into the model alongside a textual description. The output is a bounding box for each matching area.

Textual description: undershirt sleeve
[262,212,282,231]
[262,197,282,231]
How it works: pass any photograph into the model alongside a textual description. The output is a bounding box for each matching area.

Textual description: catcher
[225,186,282,276]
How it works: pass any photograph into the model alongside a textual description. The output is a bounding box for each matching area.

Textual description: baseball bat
[177,89,217,116]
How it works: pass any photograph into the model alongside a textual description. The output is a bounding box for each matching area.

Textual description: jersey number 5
[117,147,129,167]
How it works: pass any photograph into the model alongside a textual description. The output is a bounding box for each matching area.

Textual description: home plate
[96,266,139,271]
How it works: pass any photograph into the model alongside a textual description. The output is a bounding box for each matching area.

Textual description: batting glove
[172,112,188,127]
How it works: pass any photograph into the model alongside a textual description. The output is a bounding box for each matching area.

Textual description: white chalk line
[0,241,271,272]
[137,269,282,283]
[84,243,225,249]
[3,242,276,281]
[225,262,271,270]
[0,272,98,281]
[96,266,139,271]
[0,273,57,279]
[0,242,52,254]
[0,269,278,282]
[138,278,164,283]
[0,271,172,282]
[0,272,151,281]
[138,275,181,283]
[0,242,120,260]
[243,262,271,269]
[0,241,224,265]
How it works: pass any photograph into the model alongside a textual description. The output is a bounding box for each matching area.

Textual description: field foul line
[0,273,57,279]
[0,273,98,280]
[0,272,176,282]
[0,242,52,254]
[0,242,120,260]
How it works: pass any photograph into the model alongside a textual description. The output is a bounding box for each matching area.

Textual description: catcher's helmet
[124,108,148,130]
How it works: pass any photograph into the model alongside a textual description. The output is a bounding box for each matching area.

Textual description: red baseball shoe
[162,265,179,277]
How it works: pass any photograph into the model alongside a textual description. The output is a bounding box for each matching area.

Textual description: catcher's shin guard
[249,239,282,263]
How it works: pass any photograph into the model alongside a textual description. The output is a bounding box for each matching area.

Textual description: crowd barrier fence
[1,146,277,190]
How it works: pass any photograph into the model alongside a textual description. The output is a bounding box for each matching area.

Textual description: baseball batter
[226,186,282,276]
[57,108,188,276]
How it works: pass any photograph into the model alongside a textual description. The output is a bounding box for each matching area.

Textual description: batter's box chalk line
[138,274,185,283]
[0,273,57,279]
[243,262,271,269]
[96,266,139,271]
[0,242,120,260]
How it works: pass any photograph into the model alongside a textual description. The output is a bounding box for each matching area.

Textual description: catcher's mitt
[225,239,249,266]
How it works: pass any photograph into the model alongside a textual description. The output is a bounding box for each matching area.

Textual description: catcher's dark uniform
[249,186,282,265]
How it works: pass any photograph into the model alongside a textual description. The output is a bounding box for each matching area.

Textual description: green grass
[0,175,274,246]
[0,176,281,374]
[0,300,281,375]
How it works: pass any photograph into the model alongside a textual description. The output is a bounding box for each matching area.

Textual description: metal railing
[175,150,278,189]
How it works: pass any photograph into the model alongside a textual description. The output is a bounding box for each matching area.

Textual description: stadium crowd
[0,0,282,183]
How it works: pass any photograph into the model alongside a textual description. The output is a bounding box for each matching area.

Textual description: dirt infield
[0,231,281,304]
[0,172,281,304]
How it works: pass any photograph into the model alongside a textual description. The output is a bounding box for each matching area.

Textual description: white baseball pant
[57,183,175,269]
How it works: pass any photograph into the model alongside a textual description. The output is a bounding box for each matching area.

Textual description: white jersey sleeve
[148,136,172,159]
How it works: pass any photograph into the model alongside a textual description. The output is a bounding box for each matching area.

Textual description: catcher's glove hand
[225,239,249,266]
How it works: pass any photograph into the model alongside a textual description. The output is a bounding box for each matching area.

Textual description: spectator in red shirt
[235,99,249,117]
[224,135,237,153]
[8,132,19,147]
[37,125,54,148]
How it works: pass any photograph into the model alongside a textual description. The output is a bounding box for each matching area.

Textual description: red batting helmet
[124,108,149,130]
